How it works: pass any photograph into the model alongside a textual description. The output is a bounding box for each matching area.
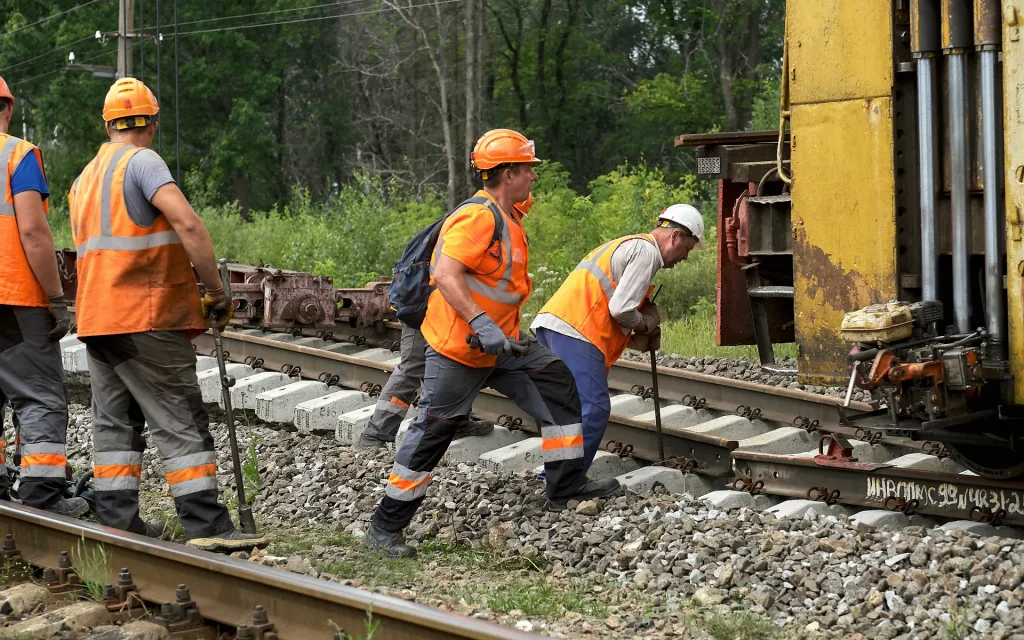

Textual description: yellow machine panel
[1004,4,1024,402]
[790,98,899,384]
[788,0,894,105]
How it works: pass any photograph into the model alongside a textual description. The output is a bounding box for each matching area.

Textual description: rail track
[0,501,540,639]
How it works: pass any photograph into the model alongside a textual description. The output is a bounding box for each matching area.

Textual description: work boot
[546,477,622,512]
[186,528,269,554]
[44,496,91,518]
[453,417,494,439]
[143,521,172,540]
[364,523,417,558]
[355,432,390,450]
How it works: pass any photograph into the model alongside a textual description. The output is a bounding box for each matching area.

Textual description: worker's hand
[201,287,234,331]
[47,295,70,341]
[647,326,661,351]
[637,302,661,334]
[469,312,511,356]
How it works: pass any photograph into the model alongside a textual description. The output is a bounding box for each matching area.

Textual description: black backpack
[389,196,505,329]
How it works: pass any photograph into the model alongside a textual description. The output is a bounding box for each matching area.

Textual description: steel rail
[732,450,1024,526]
[0,502,539,640]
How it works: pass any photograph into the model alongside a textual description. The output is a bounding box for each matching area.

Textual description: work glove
[637,302,661,334]
[469,312,511,356]
[47,295,70,341]
[201,287,234,331]
[628,326,661,352]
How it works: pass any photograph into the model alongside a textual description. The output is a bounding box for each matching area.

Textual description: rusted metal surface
[911,0,942,54]
[336,278,392,329]
[733,450,1024,525]
[56,248,78,304]
[940,0,973,50]
[973,0,999,48]
[674,130,786,148]
[716,179,758,346]
[226,264,337,329]
[0,502,540,640]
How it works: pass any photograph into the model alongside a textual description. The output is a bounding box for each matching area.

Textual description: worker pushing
[68,77,266,552]
[0,75,87,517]
[532,204,705,471]
[356,193,534,450]
[365,129,621,558]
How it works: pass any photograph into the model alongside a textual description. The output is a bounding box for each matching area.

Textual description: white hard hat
[657,203,705,249]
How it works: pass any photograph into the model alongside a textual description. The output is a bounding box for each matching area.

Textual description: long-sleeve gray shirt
[531,235,664,343]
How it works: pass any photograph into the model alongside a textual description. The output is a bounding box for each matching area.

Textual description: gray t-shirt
[123,148,176,227]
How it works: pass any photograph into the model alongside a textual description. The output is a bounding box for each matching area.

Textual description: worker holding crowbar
[531,205,705,471]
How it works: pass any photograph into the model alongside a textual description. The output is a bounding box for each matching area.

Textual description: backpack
[390,196,506,329]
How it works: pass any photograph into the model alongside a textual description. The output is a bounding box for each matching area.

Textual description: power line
[143,0,370,32]
[1,35,94,73]
[167,1,462,38]
[1,0,113,40]
[17,49,113,85]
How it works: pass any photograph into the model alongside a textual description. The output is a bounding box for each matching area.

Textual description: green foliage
[70,536,111,602]
[243,433,262,503]
[659,306,797,359]
[462,578,608,617]
[702,611,779,640]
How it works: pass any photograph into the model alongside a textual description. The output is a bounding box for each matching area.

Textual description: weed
[940,595,969,640]
[0,557,30,585]
[463,578,607,617]
[268,530,356,556]
[150,505,186,540]
[70,536,111,601]
[0,630,38,640]
[242,432,262,503]
[658,307,797,360]
[703,612,778,640]
[319,549,420,588]
[329,608,379,640]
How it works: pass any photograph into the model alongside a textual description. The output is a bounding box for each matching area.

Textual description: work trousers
[0,305,69,508]
[85,331,233,540]
[362,326,426,444]
[373,338,587,532]
[536,327,611,472]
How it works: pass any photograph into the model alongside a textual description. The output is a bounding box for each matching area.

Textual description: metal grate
[696,156,721,175]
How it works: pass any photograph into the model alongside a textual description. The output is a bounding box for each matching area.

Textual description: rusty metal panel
[1003,3,1024,402]
[788,0,894,105]
[717,180,756,346]
[791,98,899,384]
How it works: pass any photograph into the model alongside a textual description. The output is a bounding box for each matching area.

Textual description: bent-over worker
[68,78,267,552]
[531,204,705,470]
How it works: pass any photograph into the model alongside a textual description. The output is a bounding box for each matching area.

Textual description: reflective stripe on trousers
[163,451,218,497]
[385,462,432,501]
[541,423,585,462]
[0,137,19,216]
[93,450,143,491]
[20,442,67,478]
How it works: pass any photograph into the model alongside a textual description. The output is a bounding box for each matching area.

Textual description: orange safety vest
[538,233,656,371]
[421,190,532,368]
[0,133,50,307]
[68,142,205,337]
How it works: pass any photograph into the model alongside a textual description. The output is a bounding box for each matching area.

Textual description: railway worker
[0,75,88,517]
[68,78,267,553]
[365,129,620,558]
[531,204,705,471]
[356,196,535,450]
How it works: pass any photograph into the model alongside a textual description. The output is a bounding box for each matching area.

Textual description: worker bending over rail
[532,205,705,471]
[356,195,535,450]
[68,78,266,553]
[366,129,620,558]
[0,75,87,517]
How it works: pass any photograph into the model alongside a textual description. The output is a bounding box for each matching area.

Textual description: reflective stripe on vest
[430,197,524,307]
[0,137,19,216]
[75,145,183,257]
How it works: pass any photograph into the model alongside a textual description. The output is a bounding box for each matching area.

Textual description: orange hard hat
[513,192,534,217]
[471,129,542,171]
[0,75,14,108]
[102,77,159,123]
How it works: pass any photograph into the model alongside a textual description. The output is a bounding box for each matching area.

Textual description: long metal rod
[948,52,972,331]
[980,49,1006,356]
[917,55,939,301]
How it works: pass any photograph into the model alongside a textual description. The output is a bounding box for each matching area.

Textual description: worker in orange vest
[68,78,266,553]
[0,75,88,517]
[532,205,705,470]
[365,129,620,558]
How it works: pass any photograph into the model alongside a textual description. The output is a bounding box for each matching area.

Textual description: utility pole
[117,0,134,78]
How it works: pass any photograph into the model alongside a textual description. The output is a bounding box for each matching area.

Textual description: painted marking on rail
[865,476,1024,514]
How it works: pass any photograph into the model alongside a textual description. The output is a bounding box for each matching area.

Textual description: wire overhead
[1,35,95,73]
[0,0,113,39]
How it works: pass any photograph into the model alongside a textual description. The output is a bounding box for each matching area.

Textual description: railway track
[56,328,1024,534]
[0,502,539,639]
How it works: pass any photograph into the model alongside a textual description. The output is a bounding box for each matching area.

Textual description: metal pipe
[980,50,1005,355]
[948,52,972,332]
[942,0,973,331]
[917,56,939,300]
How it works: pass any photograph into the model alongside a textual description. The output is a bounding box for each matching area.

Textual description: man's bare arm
[151,183,223,290]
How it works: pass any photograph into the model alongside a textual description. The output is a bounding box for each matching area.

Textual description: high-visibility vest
[0,133,50,307]
[421,190,532,368]
[68,142,205,337]
[538,234,656,371]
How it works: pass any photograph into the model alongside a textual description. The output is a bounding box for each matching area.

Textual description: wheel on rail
[947,442,1024,480]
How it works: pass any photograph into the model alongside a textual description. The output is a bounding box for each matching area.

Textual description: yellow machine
[685,0,1024,479]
